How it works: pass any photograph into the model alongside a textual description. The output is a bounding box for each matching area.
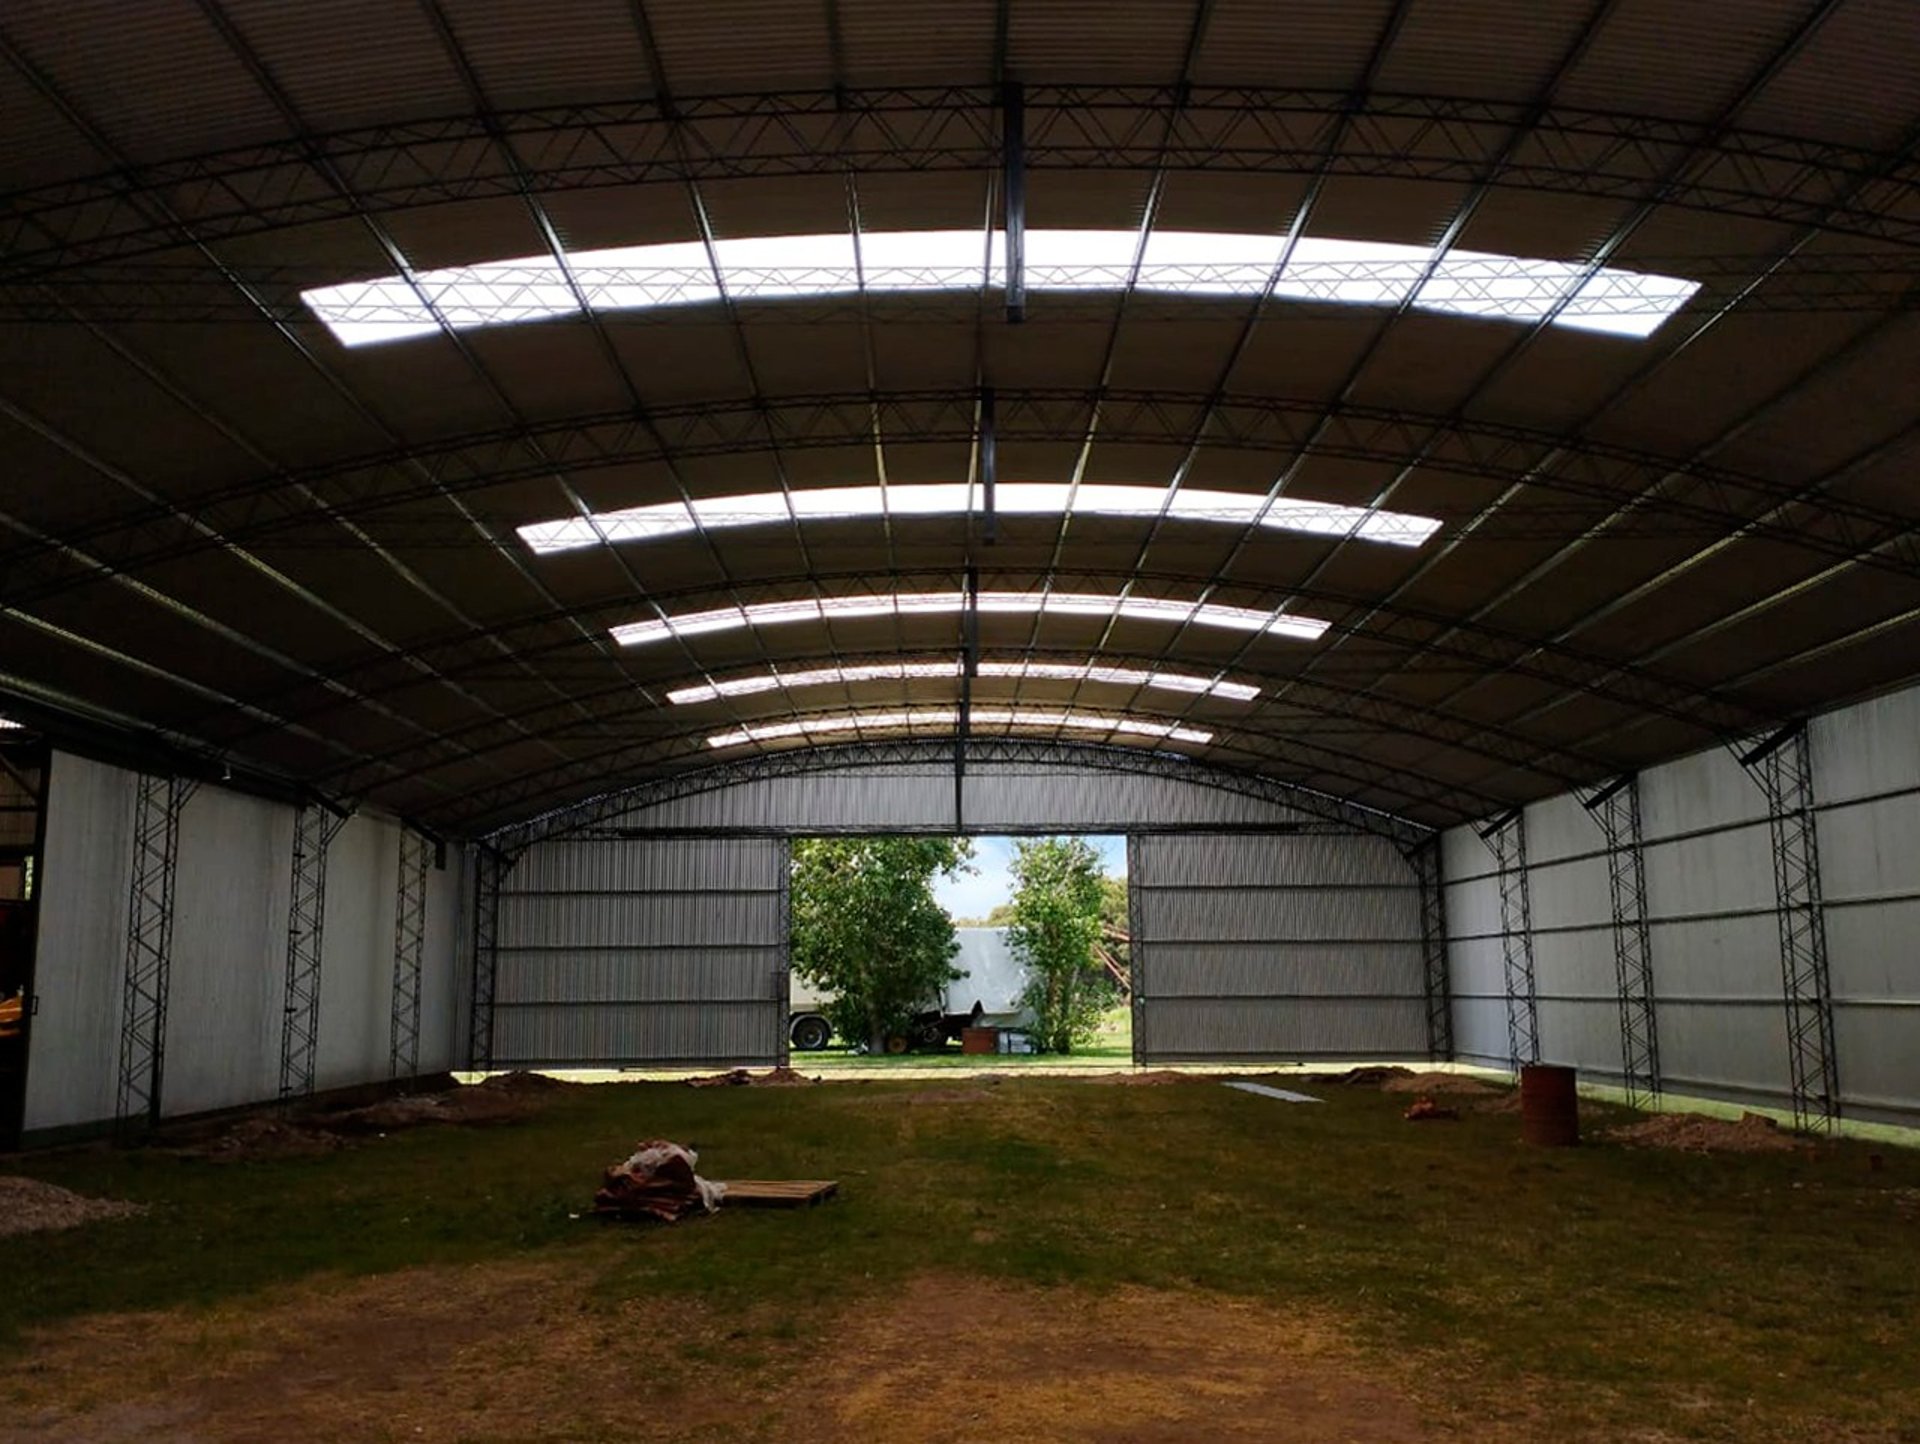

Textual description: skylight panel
[1026,228,1143,291]
[665,657,1259,704]
[610,591,1328,648]
[516,482,1439,554]
[304,230,1697,346]
[1137,229,1285,295]
[714,232,858,301]
[706,707,1214,750]
[1560,267,1702,338]
[573,241,719,312]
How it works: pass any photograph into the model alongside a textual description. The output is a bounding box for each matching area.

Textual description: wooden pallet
[719,1179,838,1208]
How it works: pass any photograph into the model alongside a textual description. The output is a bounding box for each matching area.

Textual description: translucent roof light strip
[304,230,1699,345]
[516,481,1440,555]
[610,592,1328,648]
[666,658,1260,704]
[706,708,1214,750]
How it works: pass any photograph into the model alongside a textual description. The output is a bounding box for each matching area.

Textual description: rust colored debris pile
[594,1140,727,1222]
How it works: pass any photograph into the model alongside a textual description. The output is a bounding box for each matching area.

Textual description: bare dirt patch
[826,1274,1442,1443]
[1080,1069,1194,1087]
[1604,1112,1810,1154]
[0,1176,145,1238]
[1380,1072,1501,1097]
[0,1264,1456,1444]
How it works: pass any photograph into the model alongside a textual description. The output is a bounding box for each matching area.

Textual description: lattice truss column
[1407,837,1452,1061]
[116,773,197,1132]
[389,827,432,1080]
[1579,776,1661,1109]
[1734,725,1840,1133]
[468,846,510,1071]
[1476,808,1539,1070]
[278,802,351,1101]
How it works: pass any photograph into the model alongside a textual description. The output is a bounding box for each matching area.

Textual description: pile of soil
[1084,1070,1193,1086]
[174,1073,576,1162]
[1604,1111,1808,1154]
[1379,1071,1501,1096]
[685,1066,817,1088]
[1306,1065,1416,1088]
[170,1114,347,1163]
[1474,1090,1525,1115]
[0,1175,146,1237]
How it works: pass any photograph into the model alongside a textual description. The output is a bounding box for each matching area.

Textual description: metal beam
[14,388,1919,617]
[1578,774,1659,1108]
[279,801,350,1100]
[6,86,1918,277]
[1407,835,1452,1060]
[1732,723,1839,1132]
[115,773,196,1134]
[468,845,508,1071]
[1477,807,1538,1070]
[1002,81,1026,323]
[390,824,431,1080]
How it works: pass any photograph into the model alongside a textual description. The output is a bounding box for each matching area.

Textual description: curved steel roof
[2,0,1918,832]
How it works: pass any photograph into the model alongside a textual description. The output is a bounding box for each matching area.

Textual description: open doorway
[786,834,1130,1063]
[0,732,46,1150]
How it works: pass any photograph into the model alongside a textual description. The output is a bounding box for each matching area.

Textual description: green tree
[1005,837,1108,1053]
[790,836,974,1051]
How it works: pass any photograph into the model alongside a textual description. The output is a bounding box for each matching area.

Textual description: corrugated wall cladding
[1132,834,1428,1062]
[599,761,1327,834]
[21,751,464,1137]
[489,836,787,1066]
[1442,680,1920,1126]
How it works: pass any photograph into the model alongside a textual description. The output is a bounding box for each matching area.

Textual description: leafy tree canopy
[790,836,974,1049]
[1005,836,1109,1053]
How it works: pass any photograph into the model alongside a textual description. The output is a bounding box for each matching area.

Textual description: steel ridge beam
[484,735,1430,850]
[8,388,1918,612]
[4,85,1919,277]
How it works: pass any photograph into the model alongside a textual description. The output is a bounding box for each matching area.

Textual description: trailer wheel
[911,1016,946,1050]
[789,1013,832,1052]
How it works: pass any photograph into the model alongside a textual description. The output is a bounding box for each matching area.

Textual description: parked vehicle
[788,926,1032,1051]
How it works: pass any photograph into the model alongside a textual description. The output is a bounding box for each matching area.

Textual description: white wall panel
[1812,684,1920,802]
[315,814,398,1094]
[490,836,788,1066]
[1439,677,1920,1123]
[23,750,466,1136]
[22,753,136,1133]
[1133,833,1426,1061]
[161,786,291,1117]
[595,760,1333,834]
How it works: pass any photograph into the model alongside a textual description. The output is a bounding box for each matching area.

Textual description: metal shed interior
[2,0,1917,1143]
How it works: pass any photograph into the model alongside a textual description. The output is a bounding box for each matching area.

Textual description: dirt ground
[0,1262,1456,1443]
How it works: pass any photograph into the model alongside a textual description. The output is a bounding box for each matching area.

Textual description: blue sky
[933,834,1126,921]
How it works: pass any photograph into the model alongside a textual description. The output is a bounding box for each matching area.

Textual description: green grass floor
[4,1074,1918,1440]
